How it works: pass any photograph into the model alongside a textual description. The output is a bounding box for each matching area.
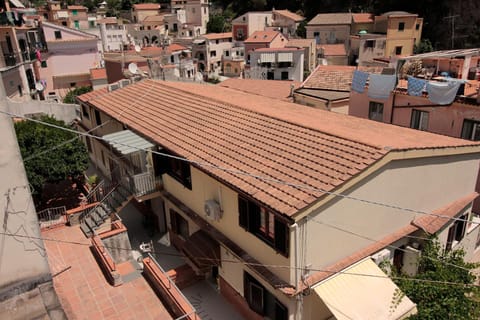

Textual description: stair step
[85,216,98,229]
[91,211,103,224]
[80,222,92,237]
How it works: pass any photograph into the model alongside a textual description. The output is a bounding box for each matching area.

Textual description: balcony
[126,171,162,198]
[4,53,16,66]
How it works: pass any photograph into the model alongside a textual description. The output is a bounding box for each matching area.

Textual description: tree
[296,20,307,38]
[207,14,228,33]
[388,238,480,320]
[63,86,93,104]
[414,39,434,54]
[14,115,89,205]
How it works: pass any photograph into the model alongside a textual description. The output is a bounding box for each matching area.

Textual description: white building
[247,47,304,82]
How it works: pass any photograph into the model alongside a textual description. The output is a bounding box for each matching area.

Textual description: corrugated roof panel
[103,130,154,155]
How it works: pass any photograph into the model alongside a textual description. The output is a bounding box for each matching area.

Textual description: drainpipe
[390,90,397,124]
[291,222,301,320]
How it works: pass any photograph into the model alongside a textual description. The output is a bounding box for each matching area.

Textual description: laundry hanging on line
[368,74,397,100]
[407,76,426,96]
[351,70,369,93]
[426,80,462,105]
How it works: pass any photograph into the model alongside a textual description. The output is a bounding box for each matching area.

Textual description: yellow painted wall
[301,291,333,320]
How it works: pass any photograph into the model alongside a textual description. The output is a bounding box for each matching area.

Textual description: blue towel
[407,76,426,96]
[368,74,397,100]
[351,70,369,93]
[426,80,462,105]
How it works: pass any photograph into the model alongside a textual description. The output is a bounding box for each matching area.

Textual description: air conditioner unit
[371,248,391,266]
[119,79,131,87]
[108,83,120,92]
[204,199,222,221]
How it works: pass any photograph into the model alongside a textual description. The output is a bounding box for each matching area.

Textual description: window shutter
[248,202,261,232]
[169,209,177,233]
[275,300,288,320]
[238,196,248,229]
[274,219,289,255]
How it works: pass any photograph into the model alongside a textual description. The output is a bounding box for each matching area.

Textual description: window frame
[410,109,429,131]
[398,22,405,31]
[170,209,189,239]
[368,101,384,122]
[54,30,62,40]
[395,46,402,55]
[461,119,480,141]
[238,195,289,256]
[446,214,468,251]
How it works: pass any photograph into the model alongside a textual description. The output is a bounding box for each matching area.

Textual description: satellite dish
[134,45,141,53]
[128,62,138,74]
[35,82,44,91]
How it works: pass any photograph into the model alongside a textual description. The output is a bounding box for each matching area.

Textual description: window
[446,214,467,251]
[210,50,217,57]
[395,46,402,55]
[461,119,480,141]
[72,9,78,16]
[281,71,289,80]
[86,137,92,153]
[89,21,95,28]
[94,109,102,126]
[398,22,405,31]
[215,39,219,44]
[41,60,47,68]
[81,105,90,119]
[368,102,384,122]
[238,195,289,255]
[313,31,320,44]
[167,156,192,189]
[244,272,288,320]
[415,23,420,30]
[410,110,429,131]
[170,209,189,239]
[54,30,62,39]
[225,50,229,57]
[365,40,375,48]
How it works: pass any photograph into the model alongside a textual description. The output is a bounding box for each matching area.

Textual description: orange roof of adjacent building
[203,32,232,40]
[286,38,315,48]
[96,17,118,24]
[302,65,356,91]
[245,30,283,43]
[352,13,374,23]
[218,79,300,101]
[90,68,107,80]
[143,15,165,23]
[317,43,347,56]
[273,9,304,22]
[67,5,87,10]
[133,3,160,10]
[78,80,479,217]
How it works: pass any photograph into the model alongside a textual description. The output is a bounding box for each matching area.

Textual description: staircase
[80,182,132,237]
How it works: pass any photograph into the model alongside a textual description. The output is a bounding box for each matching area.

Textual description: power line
[0,230,478,288]
[3,109,479,228]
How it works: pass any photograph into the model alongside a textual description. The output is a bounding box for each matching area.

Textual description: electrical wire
[3,108,479,227]
[0,230,478,288]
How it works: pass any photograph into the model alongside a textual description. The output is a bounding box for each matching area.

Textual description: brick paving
[41,225,173,320]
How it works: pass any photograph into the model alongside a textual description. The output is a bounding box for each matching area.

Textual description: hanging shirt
[368,74,397,100]
[351,70,369,93]
[426,80,462,105]
[407,76,426,96]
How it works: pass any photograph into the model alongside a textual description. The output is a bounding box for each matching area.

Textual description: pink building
[244,30,287,65]
[39,21,99,100]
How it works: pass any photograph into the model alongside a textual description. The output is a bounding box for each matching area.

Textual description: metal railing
[130,172,162,197]
[85,179,106,204]
[37,206,67,229]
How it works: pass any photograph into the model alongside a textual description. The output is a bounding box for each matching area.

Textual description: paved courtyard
[42,225,173,320]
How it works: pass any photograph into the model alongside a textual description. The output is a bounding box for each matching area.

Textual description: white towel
[368,74,397,100]
[426,80,462,105]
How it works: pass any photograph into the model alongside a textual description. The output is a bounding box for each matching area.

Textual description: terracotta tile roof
[143,15,165,23]
[299,223,418,293]
[317,43,347,56]
[218,79,300,101]
[254,47,302,52]
[308,13,352,25]
[286,38,315,48]
[90,68,107,80]
[273,9,304,22]
[96,17,118,24]
[133,3,160,10]
[244,30,282,43]
[79,81,480,216]
[67,5,87,10]
[203,32,232,40]
[302,65,355,91]
[166,43,187,52]
[352,13,374,23]
[412,193,479,234]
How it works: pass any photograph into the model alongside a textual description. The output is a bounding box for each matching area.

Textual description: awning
[9,0,24,8]
[182,230,220,273]
[278,52,293,62]
[313,258,417,320]
[56,11,69,18]
[103,130,154,155]
[260,53,275,63]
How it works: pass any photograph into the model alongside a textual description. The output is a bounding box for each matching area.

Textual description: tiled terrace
[42,225,173,320]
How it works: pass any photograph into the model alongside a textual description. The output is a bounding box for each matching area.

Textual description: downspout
[390,90,396,124]
[291,222,301,320]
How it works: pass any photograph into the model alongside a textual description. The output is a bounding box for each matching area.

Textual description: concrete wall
[7,99,79,123]
[304,154,479,270]
[306,25,350,45]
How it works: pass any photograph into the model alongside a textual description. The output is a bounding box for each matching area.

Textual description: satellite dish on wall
[128,62,138,74]
[134,44,141,53]
[35,82,44,91]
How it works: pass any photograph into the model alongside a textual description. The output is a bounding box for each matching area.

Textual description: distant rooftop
[308,13,352,25]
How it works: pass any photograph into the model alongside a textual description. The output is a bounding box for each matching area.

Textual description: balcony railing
[4,53,16,66]
[128,172,162,197]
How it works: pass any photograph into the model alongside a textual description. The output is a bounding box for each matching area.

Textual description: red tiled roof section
[302,65,355,91]
[412,192,479,234]
[90,68,107,80]
[317,43,347,56]
[352,13,374,23]
[245,30,282,43]
[67,5,87,10]
[273,9,304,22]
[97,17,118,24]
[133,3,160,10]
[218,79,300,101]
[203,32,232,40]
[81,81,480,216]
[298,223,418,292]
